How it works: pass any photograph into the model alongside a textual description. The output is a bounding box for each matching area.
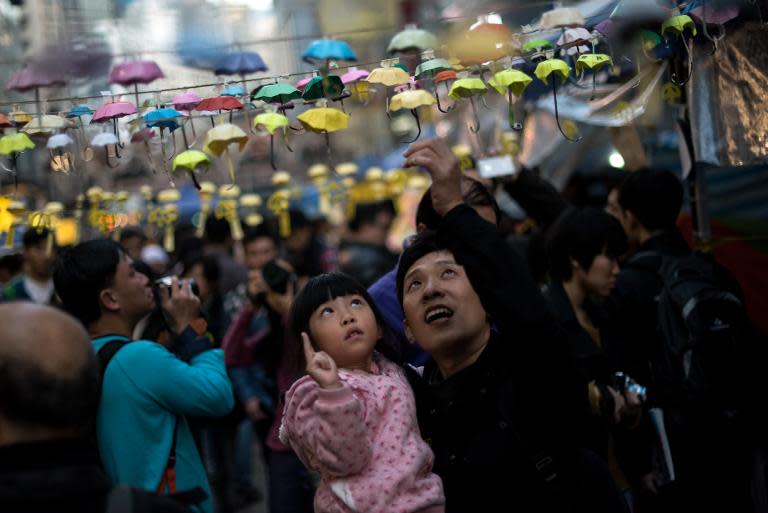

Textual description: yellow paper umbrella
[448,78,488,133]
[21,115,71,136]
[535,59,579,142]
[216,184,244,241]
[575,54,613,99]
[173,150,210,190]
[195,181,217,238]
[297,106,349,155]
[202,123,248,185]
[366,59,411,115]
[3,200,27,248]
[240,193,263,227]
[488,69,533,130]
[661,15,697,85]
[8,106,32,126]
[254,112,292,170]
[150,189,180,252]
[268,171,292,236]
[389,89,435,142]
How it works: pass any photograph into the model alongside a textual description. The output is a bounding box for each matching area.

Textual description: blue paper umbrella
[214,51,268,76]
[143,108,185,159]
[302,39,357,65]
[66,104,93,118]
[222,84,247,97]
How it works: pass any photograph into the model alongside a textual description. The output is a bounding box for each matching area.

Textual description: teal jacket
[92,335,234,513]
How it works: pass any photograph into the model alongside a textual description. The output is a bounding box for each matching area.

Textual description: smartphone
[476,155,519,179]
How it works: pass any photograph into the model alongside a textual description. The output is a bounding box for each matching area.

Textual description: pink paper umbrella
[173,92,202,138]
[91,100,137,147]
[341,68,369,84]
[295,75,314,91]
[109,60,164,110]
[5,62,67,123]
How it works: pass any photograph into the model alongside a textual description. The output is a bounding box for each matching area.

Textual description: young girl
[279,272,445,513]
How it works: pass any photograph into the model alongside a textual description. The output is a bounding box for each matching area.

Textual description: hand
[265,263,295,316]
[403,139,463,216]
[158,277,201,335]
[606,386,627,424]
[623,389,643,419]
[638,472,659,497]
[302,332,341,389]
[247,269,267,298]
[244,397,268,422]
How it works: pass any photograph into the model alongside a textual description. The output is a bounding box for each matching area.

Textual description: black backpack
[633,251,749,421]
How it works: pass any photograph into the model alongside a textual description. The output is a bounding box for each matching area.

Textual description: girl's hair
[286,272,403,381]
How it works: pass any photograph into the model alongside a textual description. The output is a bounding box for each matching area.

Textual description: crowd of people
[0,139,765,513]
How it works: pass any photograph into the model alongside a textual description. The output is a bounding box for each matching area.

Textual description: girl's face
[577,252,620,297]
[308,293,380,371]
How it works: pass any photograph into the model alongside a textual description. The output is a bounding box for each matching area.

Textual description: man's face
[605,188,621,220]
[402,250,489,358]
[106,255,154,321]
[244,237,277,271]
[23,242,54,279]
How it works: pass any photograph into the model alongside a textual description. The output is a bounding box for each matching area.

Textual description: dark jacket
[406,205,625,513]
[0,439,111,513]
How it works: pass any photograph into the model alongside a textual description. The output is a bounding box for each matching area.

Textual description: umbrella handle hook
[435,89,454,113]
[283,129,294,152]
[552,79,581,142]
[401,110,422,144]
[106,147,120,168]
[468,97,481,134]
[270,134,277,171]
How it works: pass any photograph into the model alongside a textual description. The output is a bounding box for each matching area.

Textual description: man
[118,226,147,261]
[53,239,234,513]
[2,228,57,304]
[204,216,248,296]
[338,200,398,287]
[395,140,625,512]
[0,302,108,512]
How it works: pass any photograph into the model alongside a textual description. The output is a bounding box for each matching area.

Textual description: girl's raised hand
[303,332,342,389]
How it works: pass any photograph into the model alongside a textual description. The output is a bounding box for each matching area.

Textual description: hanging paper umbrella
[144,108,184,160]
[255,83,301,109]
[387,25,438,54]
[557,27,592,56]
[8,107,32,127]
[0,114,11,133]
[91,132,121,168]
[202,123,248,185]
[214,51,268,77]
[534,58,579,142]
[295,75,314,92]
[341,68,371,104]
[130,127,159,173]
[450,16,514,66]
[389,89,435,142]
[172,92,202,112]
[46,133,75,173]
[254,112,291,170]
[196,96,243,124]
[301,75,346,101]
[575,53,613,99]
[297,106,349,157]
[661,15,697,85]
[0,132,35,190]
[173,150,210,190]
[522,39,554,62]
[449,77,488,133]
[488,69,533,130]
[367,59,411,115]
[222,84,247,97]
[91,100,137,147]
[5,62,67,124]
[108,60,164,115]
[21,115,71,137]
[540,7,585,29]
[65,104,93,145]
[415,57,453,113]
[302,39,357,66]
[433,70,458,113]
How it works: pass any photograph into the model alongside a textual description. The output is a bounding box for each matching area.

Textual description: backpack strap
[156,418,179,495]
[95,337,132,396]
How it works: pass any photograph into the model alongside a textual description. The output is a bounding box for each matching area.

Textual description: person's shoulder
[112,340,173,367]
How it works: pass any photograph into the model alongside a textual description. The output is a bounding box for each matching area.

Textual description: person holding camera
[544,207,656,508]
[53,239,234,513]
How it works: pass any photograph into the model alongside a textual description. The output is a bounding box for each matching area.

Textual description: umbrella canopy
[214,51,268,75]
[5,63,66,91]
[435,70,458,84]
[144,108,184,131]
[0,114,11,128]
[452,21,513,66]
[222,84,247,97]
[0,133,35,155]
[415,58,452,79]
[366,66,410,87]
[448,78,488,99]
[302,75,345,101]
[389,89,436,111]
[662,15,698,37]
[202,123,248,156]
[295,75,314,91]
[172,92,202,111]
[253,113,290,135]
[540,7,585,29]
[91,101,137,122]
[534,59,571,84]
[8,108,32,125]
[557,28,592,56]
[387,25,438,53]
[46,133,74,149]
[108,60,164,85]
[255,84,302,104]
[196,96,243,112]
[173,150,210,172]
[297,107,349,133]
[22,115,72,135]
[575,54,613,75]
[66,105,93,118]
[91,132,119,147]
[341,68,370,84]
[488,69,533,97]
[130,127,156,143]
[522,39,554,53]
[302,39,357,64]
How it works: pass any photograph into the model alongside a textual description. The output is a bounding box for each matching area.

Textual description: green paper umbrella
[535,59,579,142]
[172,150,210,190]
[449,78,488,133]
[488,69,533,130]
[253,112,292,170]
[576,54,613,99]
[387,25,438,53]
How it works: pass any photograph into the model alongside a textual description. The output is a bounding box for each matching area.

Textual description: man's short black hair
[349,200,396,232]
[22,228,50,249]
[288,209,310,232]
[0,350,99,431]
[243,224,279,247]
[547,207,628,282]
[119,225,147,243]
[415,177,500,229]
[205,216,232,244]
[618,168,683,232]
[53,239,123,328]
[396,230,443,305]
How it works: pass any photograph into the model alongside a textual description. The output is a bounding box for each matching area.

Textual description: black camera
[612,372,648,404]
[155,276,200,297]
[261,259,295,295]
